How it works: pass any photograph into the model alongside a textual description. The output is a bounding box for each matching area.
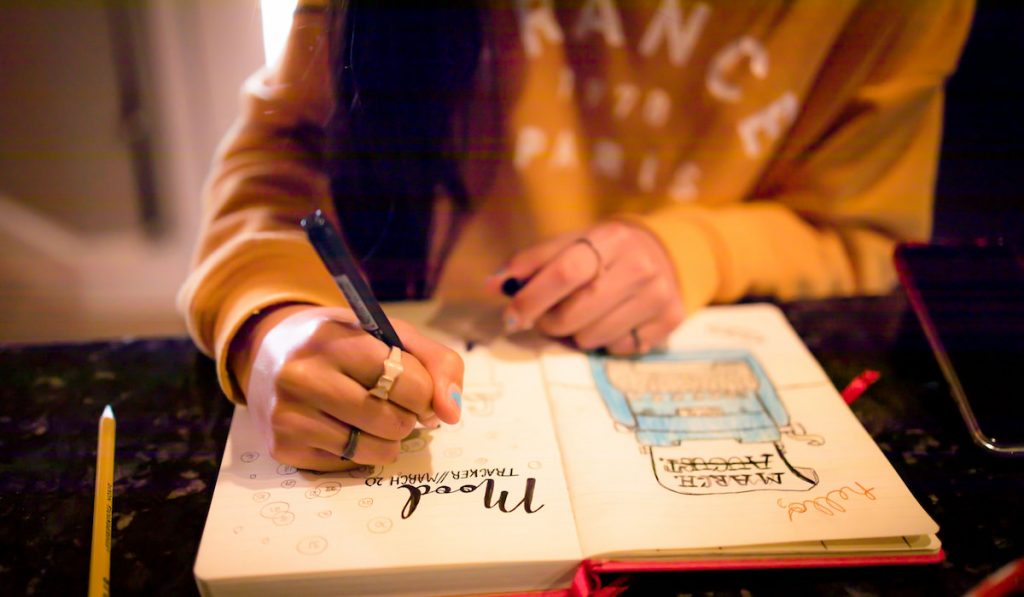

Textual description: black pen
[300,209,405,350]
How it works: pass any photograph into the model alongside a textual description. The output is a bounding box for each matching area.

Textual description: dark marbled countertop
[1,294,1021,596]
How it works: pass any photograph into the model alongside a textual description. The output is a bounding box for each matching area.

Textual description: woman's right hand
[229,304,463,471]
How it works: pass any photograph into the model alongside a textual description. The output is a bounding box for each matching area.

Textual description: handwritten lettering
[675,472,784,488]
[660,454,773,473]
[397,477,545,520]
[388,468,518,487]
[778,482,877,521]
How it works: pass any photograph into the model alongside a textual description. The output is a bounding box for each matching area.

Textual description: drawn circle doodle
[272,511,296,526]
[367,517,393,534]
[358,498,373,508]
[401,437,427,453]
[232,526,244,535]
[296,536,328,555]
[444,447,463,458]
[276,464,298,476]
[281,479,297,489]
[304,489,318,499]
[345,465,375,479]
[318,510,332,519]
[249,474,257,480]
[259,502,290,518]
[252,491,271,503]
[528,461,542,469]
[312,481,341,498]
[240,451,259,463]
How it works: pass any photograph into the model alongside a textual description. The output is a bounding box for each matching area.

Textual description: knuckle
[268,407,294,434]
[537,308,571,337]
[653,276,677,300]
[666,302,685,328]
[378,411,416,441]
[633,255,658,280]
[553,257,581,286]
[378,442,402,464]
[395,412,417,437]
[267,440,295,464]
[607,334,635,355]
[573,332,600,351]
[276,359,310,394]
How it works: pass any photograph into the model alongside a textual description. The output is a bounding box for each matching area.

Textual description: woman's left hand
[485,221,685,354]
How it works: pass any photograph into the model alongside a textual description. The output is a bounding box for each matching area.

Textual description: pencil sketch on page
[589,349,824,495]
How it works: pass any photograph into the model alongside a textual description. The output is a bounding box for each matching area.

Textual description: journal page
[540,304,938,559]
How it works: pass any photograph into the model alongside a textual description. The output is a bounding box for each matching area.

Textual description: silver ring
[573,236,605,275]
[340,427,360,460]
[369,345,404,400]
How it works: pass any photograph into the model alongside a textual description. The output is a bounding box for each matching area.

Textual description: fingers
[534,256,655,338]
[491,222,685,353]
[483,232,579,295]
[503,239,604,331]
[323,331,436,418]
[246,306,456,473]
[278,360,419,441]
[577,285,684,355]
[396,319,464,425]
[271,406,401,466]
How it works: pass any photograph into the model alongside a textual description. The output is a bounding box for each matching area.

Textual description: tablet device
[895,242,1024,456]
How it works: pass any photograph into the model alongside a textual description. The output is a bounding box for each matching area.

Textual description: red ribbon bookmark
[840,369,881,405]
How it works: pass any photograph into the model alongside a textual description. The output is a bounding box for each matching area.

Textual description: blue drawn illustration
[589,349,822,495]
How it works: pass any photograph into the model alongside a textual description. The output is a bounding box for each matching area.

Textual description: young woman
[179,1,973,470]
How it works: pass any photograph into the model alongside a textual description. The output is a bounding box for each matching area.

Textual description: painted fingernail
[505,311,520,333]
[448,383,462,409]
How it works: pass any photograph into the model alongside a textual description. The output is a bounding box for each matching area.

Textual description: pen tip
[102,404,114,419]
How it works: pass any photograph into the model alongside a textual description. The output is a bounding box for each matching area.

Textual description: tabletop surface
[1,293,1021,596]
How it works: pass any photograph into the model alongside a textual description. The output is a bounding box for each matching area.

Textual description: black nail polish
[501,277,526,297]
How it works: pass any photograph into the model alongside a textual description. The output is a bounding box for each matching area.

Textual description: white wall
[0,0,265,343]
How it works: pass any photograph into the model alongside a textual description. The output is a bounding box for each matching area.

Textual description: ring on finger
[340,426,361,460]
[369,345,404,400]
[573,236,605,282]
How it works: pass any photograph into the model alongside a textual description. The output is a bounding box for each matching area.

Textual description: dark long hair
[325,3,482,299]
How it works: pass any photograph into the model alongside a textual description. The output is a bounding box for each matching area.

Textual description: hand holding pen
[225,211,462,472]
[486,220,685,355]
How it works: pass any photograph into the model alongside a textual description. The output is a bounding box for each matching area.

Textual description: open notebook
[194,304,940,596]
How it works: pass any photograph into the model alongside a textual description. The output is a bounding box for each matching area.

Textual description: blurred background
[0,0,1019,344]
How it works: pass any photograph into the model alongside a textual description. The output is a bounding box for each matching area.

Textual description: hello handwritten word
[397,477,545,520]
[676,472,785,488]
[778,482,877,521]
[660,454,773,473]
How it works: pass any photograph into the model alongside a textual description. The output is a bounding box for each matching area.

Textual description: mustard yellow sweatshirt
[179,1,973,402]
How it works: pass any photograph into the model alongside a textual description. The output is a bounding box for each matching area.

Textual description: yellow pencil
[89,405,116,597]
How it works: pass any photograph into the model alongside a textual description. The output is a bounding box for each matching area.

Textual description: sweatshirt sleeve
[177,1,344,403]
[622,1,974,315]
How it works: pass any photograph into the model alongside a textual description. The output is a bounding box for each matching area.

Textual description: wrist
[228,302,313,398]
